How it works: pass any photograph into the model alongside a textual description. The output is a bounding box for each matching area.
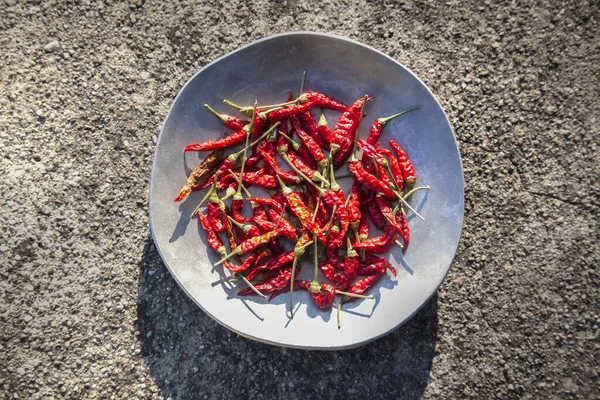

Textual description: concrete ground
[1,0,598,398]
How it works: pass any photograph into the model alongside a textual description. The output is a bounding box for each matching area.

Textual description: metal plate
[149,32,464,349]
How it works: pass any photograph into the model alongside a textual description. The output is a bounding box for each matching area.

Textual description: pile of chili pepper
[175,79,428,328]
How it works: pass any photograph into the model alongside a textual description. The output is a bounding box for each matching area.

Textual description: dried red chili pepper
[352,226,398,254]
[294,145,319,171]
[358,207,369,241]
[378,148,405,193]
[346,180,362,232]
[302,92,347,112]
[357,139,384,165]
[184,129,247,152]
[298,111,329,151]
[207,202,227,233]
[343,238,358,283]
[389,139,417,185]
[228,215,261,238]
[375,193,404,234]
[198,212,226,258]
[220,169,277,190]
[317,113,340,154]
[319,262,351,289]
[259,148,302,184]
[359,254,397,277]
[204,104,249,131]
[246,250,296,280]
[238,266,298,296]
[322,163,349,246]
[175,150,224,202]
[366,191,386,229]
[345,271,384,300]
[396,210,410,253]
[282,149,326,184]
[364,106,420,147]
[332,96,371,168]
[348,161,395,200]
[216,229,282,264]
[223,251,259,273]
[247,197,284,214]
[310,282,336,309]
[293,115,329,159]
[276,176,321,238]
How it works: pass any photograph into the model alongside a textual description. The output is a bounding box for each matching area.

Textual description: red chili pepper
[296,112,330,152]
[364,107,420,147]
[352,226,398,253]
[225,214,237,253]
[358,206,369,241]
[378,148,405,192]
[349,161,395,200]
[332,96,371,168]
[231,194,245,223]
[184,129,247,152]
[359,254,397,277]
[396,210,410,253]
[346,272,384,300]
[254,248,273,267]
[357,139,384,165]
[247,197,284,213]
[325,226,344,270]
[246,251,295,280]
[310,282,336,309]
[198,212,226,257]
[347,180,362,231]
[317,113,340,154]
[290,116,327,168]
[389,139,417,185]
[238,266,298,296]
[175,150,224,201]
[204,104,249,131]
[284,149,321,181]
[266,103,313,121]
[303,92,347,112]
[294,145,318,170]
[259,148,302,183]
[343,239,358,284]
[207,202,227,233]
[223,251,259,273]
[377,163,393,192]
[276,176,322,238]
[222,169,277,190]
[319,262,351,290]
[366,191,386,229]
[375,193,404,234]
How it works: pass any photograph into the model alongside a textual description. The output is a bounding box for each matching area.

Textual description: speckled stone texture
[0,0,598,399]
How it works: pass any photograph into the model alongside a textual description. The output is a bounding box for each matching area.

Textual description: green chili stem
[279,153,326,192]
[214,248,242,266]
[203,104,229,124]
[395,240,404,248]
[227,169,252,197]
[190,176,218,217]
[279,131,301,151]
[237,273,268,299]
[337,297,347,329]
[402,185,430,200]
[274,204,286,231]
[395,190,425,221]
[299,70,307,94]
[336,291,375,300]
[377,106,421,126]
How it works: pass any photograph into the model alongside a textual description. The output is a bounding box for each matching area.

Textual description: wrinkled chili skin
[310,283,336,309]
[260,148,302,183]
[175,149,223,202]
[326,226,344,270]
[389,139,417,185]
[323,189,349,245]
[198,212,225,256]
[359,254,397,276]
[303,92,347,112]
[295,145,318,170]
[352,226,398,254]
[296,112,329,151]
[366,191,386,229]
[376,194,404,234]
[224,116,248,131]
[199,154,238,189]
[358,207,369,241]
[378,148,405,192]
[332,96,370,168]
[349,161,395,200]
[237,229,281,255]
[267,103,313,121]
[246,251,295,280]
[320,262,351,290]
[346,272,385,301]
[207,202,227,232]
[366,119,384,147]
[248,197,284,213]
[184,129,246,152]
[357,139,384,164]
[238,266,298,296]
[291,116,327,166]
[223,251,259,273]
[285,149,318,179]
[396,210,410,253]
[347,181,362,229]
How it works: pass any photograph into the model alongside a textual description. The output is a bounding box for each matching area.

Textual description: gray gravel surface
[1,0,599,399]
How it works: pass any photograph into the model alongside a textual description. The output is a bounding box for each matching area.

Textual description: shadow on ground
[137,235,438,400]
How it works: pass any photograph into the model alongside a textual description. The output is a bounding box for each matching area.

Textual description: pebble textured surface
[1,0,598,399]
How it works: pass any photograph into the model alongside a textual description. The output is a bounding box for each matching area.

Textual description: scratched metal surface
[149,32,463,349]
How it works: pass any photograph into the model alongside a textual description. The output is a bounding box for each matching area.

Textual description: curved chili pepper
[225,214,237,253]
[378,148,405,193]
[207,202,227,232]
[276,176,322,239]
[204,104,249,131]
[322,165,349,246]
[217,229,282,263]
[228,215,261,238]
[352,226,398,254]
[359,254,397,276]
[343,238,358,284]
[349,161,395,200]
[345,271,385,301]
[198,212,226,257]
[326,226,344,270]
[389,139,417,185]
[238,266,298,296]
[294,145,318,171]
[254,248,272,267]
[284,149,321,181]
[376,193,404,234]
[266,280,308,302]
[347,180,362,231]
[320,261,351,289]
[396,210,410,253]
[225,169,278,190]
[223,251,259,273]
[357,139,384,164]
[266,103,313,121]
[184,129,247,152]
[377,163,394,192]
[332,96,371,168]
[358,207,369,241]
[247,197,283,213]
[317,113,340,154]
[310,282,336,309]
[231,194,245,223]
[246,251,295,280]
[259,148,302,183]
[175,149,224,201]
[366,191,386,229]
[302,92,347,112]
[294,114,329,157]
